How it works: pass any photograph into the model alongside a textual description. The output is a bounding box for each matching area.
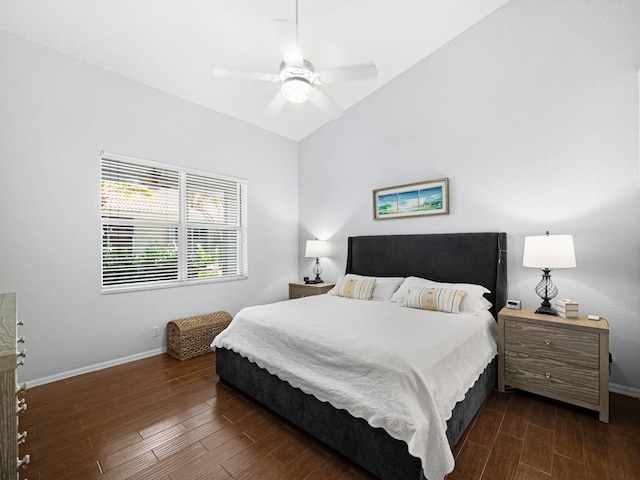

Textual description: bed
[213,232,507,480]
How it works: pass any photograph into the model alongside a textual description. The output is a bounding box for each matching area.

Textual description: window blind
[101,153,247,292]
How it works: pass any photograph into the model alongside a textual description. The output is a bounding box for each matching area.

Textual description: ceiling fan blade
[212,67,278,83]
[265,91,288,117]
[310,91,343,119]
[317,63,378,84]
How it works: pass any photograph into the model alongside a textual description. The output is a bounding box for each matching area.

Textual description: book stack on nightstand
[555,299,579,318]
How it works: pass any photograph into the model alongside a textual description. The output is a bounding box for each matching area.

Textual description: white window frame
[100,152,248,293]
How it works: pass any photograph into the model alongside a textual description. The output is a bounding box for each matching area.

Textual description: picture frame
[373,178,449,220]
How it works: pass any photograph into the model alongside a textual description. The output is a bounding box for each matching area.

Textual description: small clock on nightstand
[288,281,335,300]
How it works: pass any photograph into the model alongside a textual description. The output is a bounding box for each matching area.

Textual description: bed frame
[216,232,507,480]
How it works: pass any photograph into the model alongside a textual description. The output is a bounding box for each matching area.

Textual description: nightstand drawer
[505,351,599,405]
[505,320,599,368]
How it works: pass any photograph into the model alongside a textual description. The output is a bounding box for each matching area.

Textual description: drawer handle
[544,340,551,346]
[17,431,27,445]
[16,398,27,414]
[17,455,30,469]
[545,372,552,379]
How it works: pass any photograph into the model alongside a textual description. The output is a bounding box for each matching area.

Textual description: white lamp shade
[305,240,330,258]
[523,234,576,269]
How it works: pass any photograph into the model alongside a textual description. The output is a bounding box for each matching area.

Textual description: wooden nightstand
[497,307,609,422]
[289,282,335,300]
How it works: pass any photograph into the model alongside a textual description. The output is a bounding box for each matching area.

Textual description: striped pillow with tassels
[330,276,376,300]
[404,287,466,313]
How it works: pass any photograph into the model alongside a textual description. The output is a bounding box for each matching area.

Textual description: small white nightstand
[497,307,610,422]
[288,281,335,300]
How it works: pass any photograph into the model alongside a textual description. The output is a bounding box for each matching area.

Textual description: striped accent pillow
[404,287,466,314]
[330,276,376,300]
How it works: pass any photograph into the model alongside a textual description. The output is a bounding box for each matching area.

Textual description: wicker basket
[167,311,232,361]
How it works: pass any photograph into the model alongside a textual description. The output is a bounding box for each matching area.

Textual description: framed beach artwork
[373,178,449,220]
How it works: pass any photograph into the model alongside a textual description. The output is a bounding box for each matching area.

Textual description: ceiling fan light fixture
[281,77,313,103]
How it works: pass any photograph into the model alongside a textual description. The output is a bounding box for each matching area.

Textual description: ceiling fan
[212,0,377,117]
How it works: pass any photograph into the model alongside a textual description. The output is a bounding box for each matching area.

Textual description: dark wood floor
[18,352,639,480]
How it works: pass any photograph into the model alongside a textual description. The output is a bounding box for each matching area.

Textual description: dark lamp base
[534,304,558,316]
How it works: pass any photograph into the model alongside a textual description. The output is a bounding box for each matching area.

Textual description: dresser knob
[544,340,551,346]
[17,431,27,445]
[17,454,30,468]
[545,372,552,379]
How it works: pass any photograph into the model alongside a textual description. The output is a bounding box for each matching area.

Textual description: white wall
[0,31,299,383]
[299,0,640,394]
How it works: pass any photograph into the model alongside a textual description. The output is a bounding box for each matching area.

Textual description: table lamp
[522,231,576,315]
[305,239,330,283]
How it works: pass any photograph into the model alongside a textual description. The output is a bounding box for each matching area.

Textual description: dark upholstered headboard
[346,232,508,319]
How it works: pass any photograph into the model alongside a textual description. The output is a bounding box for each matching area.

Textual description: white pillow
[337,274,405,301]
[391,276,491,314]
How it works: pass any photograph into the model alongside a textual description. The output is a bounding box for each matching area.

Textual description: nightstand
[497,307,609,422]
[289,281,335,300]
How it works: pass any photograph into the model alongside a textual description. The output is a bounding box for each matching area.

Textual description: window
[100,152,247,292]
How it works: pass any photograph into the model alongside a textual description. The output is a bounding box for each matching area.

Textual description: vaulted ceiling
[0,0,510,140]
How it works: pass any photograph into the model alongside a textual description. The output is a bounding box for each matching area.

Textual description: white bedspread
[212,295,497,480]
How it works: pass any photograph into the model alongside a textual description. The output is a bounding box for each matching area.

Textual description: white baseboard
[610,382,640,398]
[25,347,167,388]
